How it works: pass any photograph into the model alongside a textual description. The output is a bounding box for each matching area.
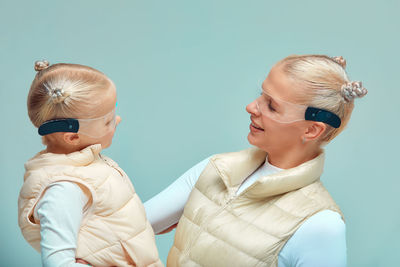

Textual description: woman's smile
[250,118,264,132]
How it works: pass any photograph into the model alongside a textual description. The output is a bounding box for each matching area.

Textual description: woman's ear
[63,133,80,146]
[303,122,326,141]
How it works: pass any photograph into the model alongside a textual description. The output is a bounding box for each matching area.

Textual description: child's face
[78,86,121,149]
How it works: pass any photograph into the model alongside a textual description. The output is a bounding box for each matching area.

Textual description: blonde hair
[28,60,114,128]
[278,54,367,142]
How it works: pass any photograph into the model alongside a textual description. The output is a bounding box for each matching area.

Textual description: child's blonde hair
[278,55,367,142]
[28,60,115,128]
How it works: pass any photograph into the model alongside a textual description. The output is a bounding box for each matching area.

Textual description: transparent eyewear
[77,107,117,138]
[255,90,341,128]
[255,90,307,124]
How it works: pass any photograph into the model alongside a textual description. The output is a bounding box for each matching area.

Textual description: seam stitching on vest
[194,187,290,240]
[93,172,111,191]
[182,214,267,264]
[298,184,342,219]
[94,192,135,217]
[81,221,148,256]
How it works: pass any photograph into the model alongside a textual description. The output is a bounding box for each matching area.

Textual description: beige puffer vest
[168,148,343,267]
[18,144,163,267]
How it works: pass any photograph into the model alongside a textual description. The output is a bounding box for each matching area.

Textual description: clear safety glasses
[38,106,118,138]
[255,90,341,128]
[77,107,117,138]
[256,90,307,124]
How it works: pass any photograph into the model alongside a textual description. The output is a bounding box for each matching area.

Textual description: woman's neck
[267,143,322,169]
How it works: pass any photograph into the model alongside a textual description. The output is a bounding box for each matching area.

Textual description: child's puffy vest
[19,144,163,267]
[168,148,343,267]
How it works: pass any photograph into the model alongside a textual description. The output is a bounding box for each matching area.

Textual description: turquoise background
[1,1,399,266]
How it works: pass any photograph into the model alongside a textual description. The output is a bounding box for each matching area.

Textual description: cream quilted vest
[18,144,163,267]
[168,148,343,267]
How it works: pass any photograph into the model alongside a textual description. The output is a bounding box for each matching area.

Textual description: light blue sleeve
[278,210,347,267]
[144,156,211,234]
[35,181,89,267]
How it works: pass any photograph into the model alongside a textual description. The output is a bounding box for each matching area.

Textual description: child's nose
[116,116,121,126]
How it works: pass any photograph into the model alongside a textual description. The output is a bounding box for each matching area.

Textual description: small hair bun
[34,60,50,71]
[331,56,347,69]
[341,81,368,102]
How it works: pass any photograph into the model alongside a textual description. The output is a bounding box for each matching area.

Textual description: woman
[145,54,367,267]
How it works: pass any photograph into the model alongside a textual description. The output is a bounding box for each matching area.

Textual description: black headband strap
[305,107,341,128]
[38,119,79,136]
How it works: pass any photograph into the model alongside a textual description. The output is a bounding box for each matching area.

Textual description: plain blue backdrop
[1,1,399,266]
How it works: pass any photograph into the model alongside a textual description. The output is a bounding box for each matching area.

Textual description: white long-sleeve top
[36,156,346,267]
[34,182,89,267]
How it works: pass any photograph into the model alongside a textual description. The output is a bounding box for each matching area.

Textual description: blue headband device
[38,119,79,136]
[305,107,341,128]
[37,106,339,136]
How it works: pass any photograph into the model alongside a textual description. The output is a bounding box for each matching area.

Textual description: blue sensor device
[38,119,79,136]
[305,107,341,128]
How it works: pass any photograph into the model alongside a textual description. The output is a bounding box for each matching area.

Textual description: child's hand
[76,258,92,266]
[158,223,178,234]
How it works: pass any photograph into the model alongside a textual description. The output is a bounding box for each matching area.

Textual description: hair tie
[341,81,368,102]
[46,86,69,104]
[34,60,50,71]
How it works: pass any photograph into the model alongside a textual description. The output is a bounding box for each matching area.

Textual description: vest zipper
[182,182,267,261]
[182,192,237,261]
[99,155,134,193]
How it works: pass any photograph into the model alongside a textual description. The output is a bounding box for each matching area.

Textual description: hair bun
[331,56,347,69]
[341,81,368,102]
[34,60,50,71]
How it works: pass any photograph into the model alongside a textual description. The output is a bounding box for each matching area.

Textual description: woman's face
[246,64,307,153]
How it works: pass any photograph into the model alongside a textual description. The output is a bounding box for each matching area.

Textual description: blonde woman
[145,55,367,266]
[19,61,163,267]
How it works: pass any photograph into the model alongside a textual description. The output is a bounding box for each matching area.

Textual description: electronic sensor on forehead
[305,107,341,128]
[38,119,79,136]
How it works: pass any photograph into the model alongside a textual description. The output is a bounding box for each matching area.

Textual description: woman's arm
[144,156,211,234]
[35,181,90,267]
[278,210,346,267]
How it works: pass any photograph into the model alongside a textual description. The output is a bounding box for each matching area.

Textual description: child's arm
[35,181,90,266]
[144,156,211,234]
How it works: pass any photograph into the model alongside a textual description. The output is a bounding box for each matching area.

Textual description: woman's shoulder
[300,210,345,236]
[279,210,346,266]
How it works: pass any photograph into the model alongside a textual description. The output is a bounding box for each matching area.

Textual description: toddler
[18,60,163,267]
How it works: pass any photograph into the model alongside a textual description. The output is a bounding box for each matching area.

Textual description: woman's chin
[248,132,268,150]
[247,133,257,145]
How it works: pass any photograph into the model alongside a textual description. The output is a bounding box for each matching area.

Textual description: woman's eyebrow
[262,86,280,107]
[270,97,279,107]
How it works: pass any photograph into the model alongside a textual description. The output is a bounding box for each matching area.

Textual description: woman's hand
[157,223,177,234]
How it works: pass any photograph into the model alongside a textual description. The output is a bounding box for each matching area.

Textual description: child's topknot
[34,60,50,72]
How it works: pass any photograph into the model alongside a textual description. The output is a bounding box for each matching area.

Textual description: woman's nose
[246,99,260,116]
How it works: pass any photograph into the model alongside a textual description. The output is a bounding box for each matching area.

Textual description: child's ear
[303,122,326,142]
[63,133,80,146]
